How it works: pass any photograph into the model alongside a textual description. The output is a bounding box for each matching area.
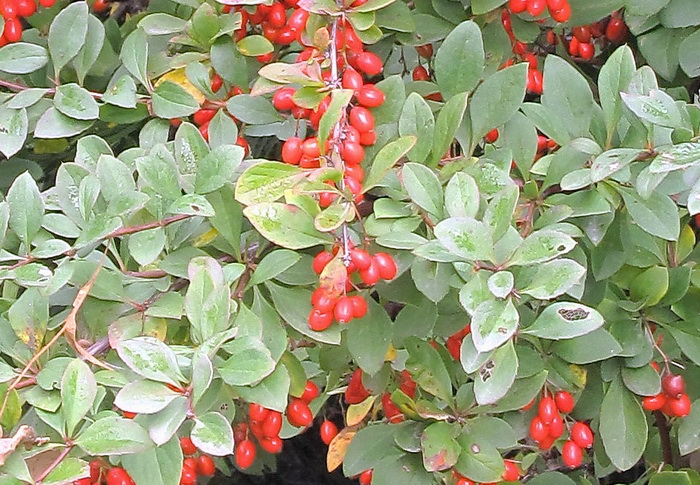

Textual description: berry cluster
[452,459,521,484]
[642,372,691,417]
[234,380,319,470]
[0,0,46,46]
[501,11,543,95]
[565,11,628,61]
[179,437,217,484]
[507,0,571,22]
[527,391,593,468]
[308,248,396,331]
[184,75,250,155]
[72,462,134,485]
[410,44,442,102]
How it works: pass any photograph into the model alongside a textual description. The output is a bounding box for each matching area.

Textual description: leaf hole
[557,308,589,321]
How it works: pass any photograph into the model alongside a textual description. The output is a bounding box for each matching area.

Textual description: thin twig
[653,410,674,467]
[36,445,73,483]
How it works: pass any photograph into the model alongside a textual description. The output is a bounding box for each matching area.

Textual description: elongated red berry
[320,420,339,445]
[555,390,575,413]
[235,440,256,469]
[571,422,594,448]
[562,440,583,468]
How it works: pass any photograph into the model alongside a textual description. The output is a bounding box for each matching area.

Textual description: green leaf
[139,13,188,35]
[411,258,452,303]
[195,145,244,194]
[618,187,680,241]
[590,148,641,182]
[469,63,527,149]
[455,432,504,483]
[678,398,700,455]
[207,109,239,149]
[343,424,402,477]
[0,42,48,74]
[552,328,622,364]
[405,337,453,405]
[243,202,333,249]
[471,298,519,353]
[116,337,185,386]
[103,75,138,109]
[600,376,648,471]
[650,142,700,174]
[399,93,434,164]
[402,162,444,219]
[237,34,274,56]
[429,92,469,167]
[659,0,700,27]
[420,422,460,472]
[76,417,152,455]
[122,436,183,485]
[527,472,576,485]
[649,472,694,485]
[434,21,484,99]
[621,89,683,128]
[521,259,586,299]
[473,339,518,405]
[523,302,604,339]
[487,271,513,299]
[115,380,180,414]
[34,107,93,138]
[434,217,494,262]
[48,1,89,77]
[0,106,27,159]
[61,359,97,436]
[483,185,518,241]
[185,256,231,343]
[219,336,275,386]
[680,29,700,77]
[168,194,215,217]
[599,46,636,143]
[74,15,105,84]
[190,412,235,456]
[152,81,200,119]
[347,299,392,376]
[318,89,353,150]
[235,162,305,205]
[364,136,416,191]
[227,94,282,124]
[233,364,291,412]
[121,28,150,88]
[7,171,43,247]
[54,84,100,120]
[508,230,576,266]
[541,56,595,140]
[249,249,301,287]
[444,172,479,219]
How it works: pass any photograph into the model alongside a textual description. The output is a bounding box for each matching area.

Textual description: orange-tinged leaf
[319,256,347,299]
[155,68,205,105]
[326,427,356,472]
[346,395,376,427]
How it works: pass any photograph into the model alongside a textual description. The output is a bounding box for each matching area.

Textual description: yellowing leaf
[569,364,587,389]
[319,256,347,299]
[155,68,205,105]
[384,344,397,362]
[346,395,376,427]
[194,227,219,247]
[327,427,356,472]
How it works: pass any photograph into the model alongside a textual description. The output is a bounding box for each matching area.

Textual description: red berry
[508,0,528,13]
[415,44,433,58]
[345,164,364,182]
[320,420,339,445]
[106,468,132,485]
[262,410,283,438]
[312,288,336,312]
[572,26,591,43]
[412,65,429,81]
[236,136,250,156]
[555,391,575,413]
[342,68,364,91]
[334,296,354,324]
[546,0,565,9]
[287,398,314,427]
[282,137,303,165]
[356,85,385,107]
[344,176,364,203]
[355,52,383,76]
[92,0,109,12]
[268,2,286,27]
[669,394,691,417]
[342,141,364,165]
[456,479,476,485]
[273,87,296,111]
[73,479,92,485]
[308,308,333,331]
[89,460,101,482]
[527,68,543,94]
[180,437,197,455]
[302,137,320,158]
[381,392,404,423]
[359,129,376,146]
[359,469,373,485]
[349,106,375,133]
[257,52,274,64]
[183,456,197,474]
[345,368,370,404]
[249,403,269,422]
[484,129,499,144]
[39,0,55,6]
[662,374,685,398]
[210,73,223,92]
[235,440,256,469]
[502,460,520,481]
[526,0,546,16]
[350,250,372,270]
[373,253,397,280]
[399,370,416,398]
[359,261,381,286]
[642,393,667,411]
[548,414,565,438]
[234,422,248,443]
[3,18,22,43]
[538,397,558,424]
[562,440,583,468]
[300,380,320,402]
[259,436,283,454]
[578,42,594,60]
[571,422,594,448]
[15,0,35,16]
[313,251,333,274]
[606,17,627,43]
[350,295,368,318]
[197,455,216,477]
[550,2,571,22]
[529,416,548,442]
[193,108,217,126]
